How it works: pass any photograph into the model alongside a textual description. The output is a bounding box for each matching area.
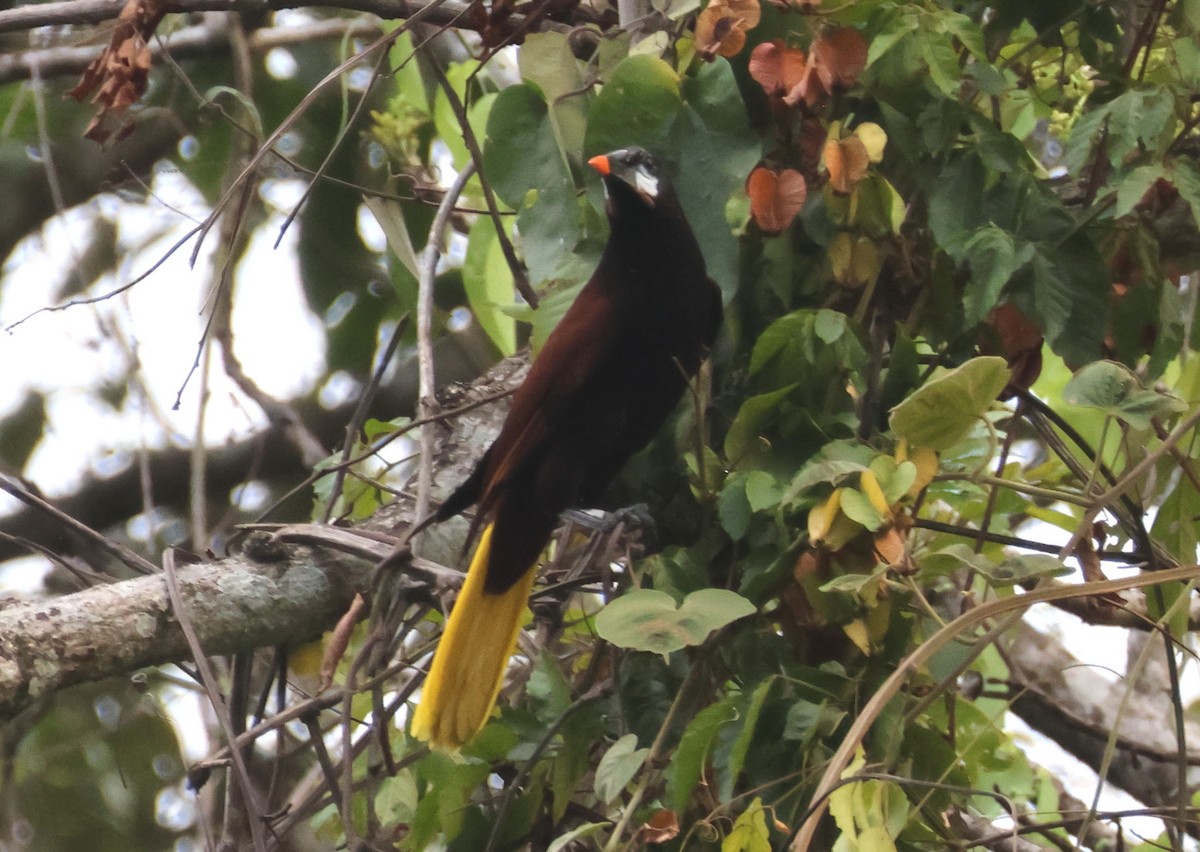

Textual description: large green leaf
[483,83,582,284]
[889,356,1010,450]
[594,588,756,655]
[585,56,757,298]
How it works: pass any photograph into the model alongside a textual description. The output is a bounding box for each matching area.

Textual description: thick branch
[0,538,371,719]
[0,16,383,85]
[1004,618,1200,806]
[0,352,526,719]
[0,0,570,41]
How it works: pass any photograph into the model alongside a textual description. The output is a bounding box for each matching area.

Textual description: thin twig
[0,476,159,575]
[426,60,536,307]
[415,158,477,523]
[163,549,269,852]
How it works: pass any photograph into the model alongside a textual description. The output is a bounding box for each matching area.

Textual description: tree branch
[0,535,370,720]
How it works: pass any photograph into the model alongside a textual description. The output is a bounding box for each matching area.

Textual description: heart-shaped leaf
[595,589,756,655]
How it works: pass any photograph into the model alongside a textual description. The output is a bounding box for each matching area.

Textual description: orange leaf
[748,40,806,96]
[635,810,680,844]
[809,27,868,92]
[747,166,808,234]
[695,0,762,59]
[68,0,167,142]
[824,136,870,194]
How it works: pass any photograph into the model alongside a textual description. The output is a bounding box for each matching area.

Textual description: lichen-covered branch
[0,538,371,719]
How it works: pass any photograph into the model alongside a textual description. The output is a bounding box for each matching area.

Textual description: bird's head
[588,146,669,209]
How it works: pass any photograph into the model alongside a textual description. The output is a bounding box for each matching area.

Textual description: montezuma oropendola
[411,146,722,748]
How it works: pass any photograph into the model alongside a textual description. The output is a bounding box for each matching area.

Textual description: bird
[410,146,723,748]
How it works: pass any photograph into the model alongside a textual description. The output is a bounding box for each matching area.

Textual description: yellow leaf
[851,236,881,288]
[854,122,887,162]
[843,618,872,655]
[906,447,939,497]
[722,797,772,852]
[829,231,855,284]
[860,469,890,516]
[808,488,843,543]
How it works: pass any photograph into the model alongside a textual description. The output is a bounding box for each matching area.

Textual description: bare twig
[163,548,269,852]
[415,159,477,523]
[426,59,536,307]
[0,475,159,575]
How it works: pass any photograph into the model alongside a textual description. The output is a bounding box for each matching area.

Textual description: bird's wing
[476,280,620,508]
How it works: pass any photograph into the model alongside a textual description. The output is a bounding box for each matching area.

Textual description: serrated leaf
[889,356,1010,450]
[595,734,649,804]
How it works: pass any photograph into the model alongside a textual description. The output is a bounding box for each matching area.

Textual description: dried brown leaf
[68,0,167,143]
[696,0,762,59]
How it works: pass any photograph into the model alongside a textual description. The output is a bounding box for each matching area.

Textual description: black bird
[412,146,722,748]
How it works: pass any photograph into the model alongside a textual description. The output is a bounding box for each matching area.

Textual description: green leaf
[1113,164,1166,218]
[1151,476,1200,565]
[721,797,772,852]
[665,695,739,811]
[584,55,682,155]
[594,589,756,655]
[718,476,752,541]
[978,554,1071,586]
[547,823,610,852]
[462,216,517,355]
[744,470,782,512]
[785,459,869,503]
[362,195,420,282]
[1168,158,1200,231]
[1062,360,1188,430]
[916,544,992,579]
[724,385,798,467]
[594,734,649,804]
[889,356,1010,450]
[721,680,773,802]
[952,225,1034,326]
[409,752,491,848]
[518,32,590,161]
[838,488,883,531]
[928,153,986,246]
[483,83,580,282]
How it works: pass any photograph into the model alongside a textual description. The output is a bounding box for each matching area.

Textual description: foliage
[1,0,1200,849]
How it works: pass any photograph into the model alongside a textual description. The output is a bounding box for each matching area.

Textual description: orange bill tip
[588,154,611,176]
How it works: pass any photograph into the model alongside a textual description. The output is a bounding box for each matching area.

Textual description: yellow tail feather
[411,522,537,748]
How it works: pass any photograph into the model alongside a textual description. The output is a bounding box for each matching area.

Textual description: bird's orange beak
[588,154,611,176]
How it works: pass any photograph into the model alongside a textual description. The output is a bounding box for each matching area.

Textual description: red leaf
[747,166,808,234]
